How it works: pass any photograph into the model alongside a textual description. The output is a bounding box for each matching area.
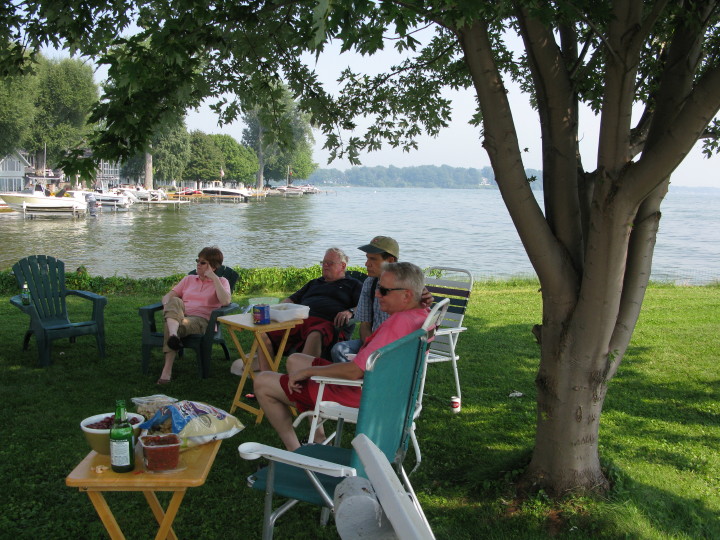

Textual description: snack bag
[139,400,244,447]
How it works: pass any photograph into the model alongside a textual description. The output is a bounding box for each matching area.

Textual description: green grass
[0,281,718,539]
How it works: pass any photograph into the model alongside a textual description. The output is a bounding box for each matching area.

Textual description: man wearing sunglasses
[254,261,429,450]
[331,236,432,363]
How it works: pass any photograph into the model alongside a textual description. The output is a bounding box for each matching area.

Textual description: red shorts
[280,358,331,412]
[267,316,335,353]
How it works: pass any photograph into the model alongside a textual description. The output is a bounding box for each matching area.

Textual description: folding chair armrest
[434,326,467,336]
[310,375,364,388]
[238,442,357,477]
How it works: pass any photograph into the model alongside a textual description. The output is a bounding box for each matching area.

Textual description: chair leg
[95,333,105,359]
[37,337,52,367]
[409,422,422,475]
[220,342,231,361]
[141,345,153,374]
[22,329,33,351]
[451,358,461,400]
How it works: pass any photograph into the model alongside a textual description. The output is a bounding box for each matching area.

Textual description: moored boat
[201,185,251,201]
[0,189,88,215]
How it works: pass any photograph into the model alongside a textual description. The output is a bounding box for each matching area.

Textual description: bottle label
[110,439,132,467]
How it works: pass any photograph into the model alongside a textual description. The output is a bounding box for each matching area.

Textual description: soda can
[450,396,461,413]
[252,304,271,325]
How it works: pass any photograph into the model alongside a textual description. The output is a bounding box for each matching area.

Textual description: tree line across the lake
[309,164,543,189]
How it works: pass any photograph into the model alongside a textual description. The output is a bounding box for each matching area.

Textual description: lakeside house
[0,150,32,192]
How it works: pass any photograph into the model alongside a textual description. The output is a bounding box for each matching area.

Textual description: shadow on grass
[1,296,717,539]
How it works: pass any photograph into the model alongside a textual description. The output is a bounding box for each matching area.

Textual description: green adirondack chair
[9,255,107,366]
[238,327,430,540]
[138,265,240,378]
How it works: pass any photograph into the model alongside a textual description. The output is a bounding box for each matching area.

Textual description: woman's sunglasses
[195,259,208,265]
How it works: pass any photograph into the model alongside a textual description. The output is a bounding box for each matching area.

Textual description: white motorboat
[90,186,134,208]
[276,185,304,196]
[297,184,321,194]
[201,186,251,201]
[0,189,88,215]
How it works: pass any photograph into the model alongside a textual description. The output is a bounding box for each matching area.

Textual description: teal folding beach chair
[238,328,429,540]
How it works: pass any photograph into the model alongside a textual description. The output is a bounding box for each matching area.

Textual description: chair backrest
[12,255,68,321]
[351,328,429,477]
[423,267,473,357]
[421,298,450,338]
[189,264,239,294]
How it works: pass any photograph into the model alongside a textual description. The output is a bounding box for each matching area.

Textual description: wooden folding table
[218,313,303,423]
[66,440,221,540]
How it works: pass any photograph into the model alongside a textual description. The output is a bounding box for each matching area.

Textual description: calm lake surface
[1,186,718,284]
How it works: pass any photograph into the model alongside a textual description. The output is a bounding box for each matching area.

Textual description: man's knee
[254,371,282,398]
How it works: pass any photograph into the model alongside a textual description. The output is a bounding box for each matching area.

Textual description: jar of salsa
[140,434,181,471]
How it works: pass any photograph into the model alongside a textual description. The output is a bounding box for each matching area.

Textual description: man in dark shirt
[243,247,362,372]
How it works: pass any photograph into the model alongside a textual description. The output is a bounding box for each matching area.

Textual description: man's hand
[420,287,434,308]
[288,368,312,393]
[334,309,354,327]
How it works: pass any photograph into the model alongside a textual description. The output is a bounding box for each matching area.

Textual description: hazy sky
[185,40,719,189]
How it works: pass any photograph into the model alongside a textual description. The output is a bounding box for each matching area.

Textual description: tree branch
[457,19,576,293]
[517,5,584,274]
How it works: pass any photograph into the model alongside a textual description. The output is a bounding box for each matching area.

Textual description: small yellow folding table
[218,313,303,423]
[65,440,221,540]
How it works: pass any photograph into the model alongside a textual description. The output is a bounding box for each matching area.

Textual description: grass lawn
[0,281,718,539]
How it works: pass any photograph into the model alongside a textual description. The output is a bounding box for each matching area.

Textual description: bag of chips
[139,400,244,447]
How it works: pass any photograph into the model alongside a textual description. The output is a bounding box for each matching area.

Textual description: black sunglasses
[195,259,208,265]
[377,285,407,296]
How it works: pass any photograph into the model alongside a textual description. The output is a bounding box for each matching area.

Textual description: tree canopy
[3,0,719,497]
[241,85,317,187]
[208,133,258,184]
[0,53,97,167]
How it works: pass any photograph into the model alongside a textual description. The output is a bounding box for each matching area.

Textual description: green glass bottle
[21,282,30,305]
[110,399,135,473]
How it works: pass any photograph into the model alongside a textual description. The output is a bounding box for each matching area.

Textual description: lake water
[1,186,718,284]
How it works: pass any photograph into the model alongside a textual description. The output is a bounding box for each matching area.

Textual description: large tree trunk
[456,2,720,496]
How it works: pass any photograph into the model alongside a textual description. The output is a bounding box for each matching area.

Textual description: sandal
[156,377,171,385]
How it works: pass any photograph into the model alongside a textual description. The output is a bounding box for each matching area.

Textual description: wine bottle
[21,282,30,305]
[110,399,135,473]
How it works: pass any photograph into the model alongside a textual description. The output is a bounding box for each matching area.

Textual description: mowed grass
[0,281,718,539]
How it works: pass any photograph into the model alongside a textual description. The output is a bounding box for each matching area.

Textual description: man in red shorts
[253,261,429,450]
[247,247,362,373]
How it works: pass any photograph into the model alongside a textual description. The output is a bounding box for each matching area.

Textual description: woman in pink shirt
[254,261,429,450]
[157,246,232,384]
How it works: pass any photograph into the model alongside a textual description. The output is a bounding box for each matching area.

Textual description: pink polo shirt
[172,274,231,319]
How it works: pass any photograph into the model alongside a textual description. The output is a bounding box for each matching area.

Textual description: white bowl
[80,412,145,455]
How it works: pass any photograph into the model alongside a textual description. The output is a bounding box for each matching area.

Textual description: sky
[184,45,719,189]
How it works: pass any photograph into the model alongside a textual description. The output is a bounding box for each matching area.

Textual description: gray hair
[326,247,348,264]
[381,261,424,301]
